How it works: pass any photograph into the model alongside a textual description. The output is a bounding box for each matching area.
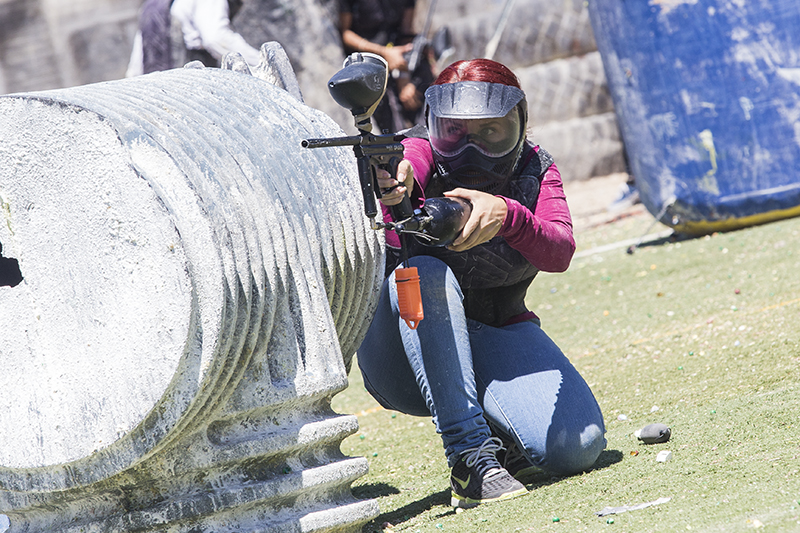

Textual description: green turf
[332,212,800,532]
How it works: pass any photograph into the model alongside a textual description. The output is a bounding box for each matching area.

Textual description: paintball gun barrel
[301,52,469,246]
[302,52,470,328]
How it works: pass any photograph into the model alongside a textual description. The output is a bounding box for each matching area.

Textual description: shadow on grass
[358,450,624,532]
[517,449,623,490]
[629,229,701,254]
[353,482,401,500]
[593,449,624,470]
[360,488,451,532]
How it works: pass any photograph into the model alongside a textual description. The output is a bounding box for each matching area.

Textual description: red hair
[433,59,521,89]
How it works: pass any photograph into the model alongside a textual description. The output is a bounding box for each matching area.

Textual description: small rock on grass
[635,423,671,444]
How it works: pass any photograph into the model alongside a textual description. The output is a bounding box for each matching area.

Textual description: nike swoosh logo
[452,474,471,490]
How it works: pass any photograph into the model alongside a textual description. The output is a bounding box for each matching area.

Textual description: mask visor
[429,108,522,158]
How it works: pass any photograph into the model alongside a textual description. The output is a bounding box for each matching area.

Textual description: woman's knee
[539,422,606,476]
[359,363,430,417]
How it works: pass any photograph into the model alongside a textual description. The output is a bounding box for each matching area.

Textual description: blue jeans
[358,256,606,472]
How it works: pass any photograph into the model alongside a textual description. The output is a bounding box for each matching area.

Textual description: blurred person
[132,0,174,74]
[171,0,259,67]
[338,0,434,132]
[127,0,259,77]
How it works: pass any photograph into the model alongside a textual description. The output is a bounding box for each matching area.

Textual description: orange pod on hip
[395,267,424,329]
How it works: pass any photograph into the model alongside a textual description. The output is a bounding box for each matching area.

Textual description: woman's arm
[375,137,433,248]
[338,12,412,72]
[389,139,574,270]
[497,162,575,272]
[377,138,432,210]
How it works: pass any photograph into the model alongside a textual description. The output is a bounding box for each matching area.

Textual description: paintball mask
[426,81,527,193]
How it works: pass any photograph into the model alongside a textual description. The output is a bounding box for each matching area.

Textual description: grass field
[332,209,800,533]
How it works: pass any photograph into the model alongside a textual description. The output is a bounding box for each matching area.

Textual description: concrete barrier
[0,43,382,532]
[589,0,800,234]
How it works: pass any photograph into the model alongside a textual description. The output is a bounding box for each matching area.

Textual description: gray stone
[637,423,672,445]
[0,44,381,532]
[427,0,597,68]
[69,15,141,85]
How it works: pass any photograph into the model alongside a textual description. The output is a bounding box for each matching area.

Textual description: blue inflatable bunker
[589,1,800,235]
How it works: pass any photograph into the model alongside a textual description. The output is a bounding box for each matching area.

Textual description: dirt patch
[565,173,648,232]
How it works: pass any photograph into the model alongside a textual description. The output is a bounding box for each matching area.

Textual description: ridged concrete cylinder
[0,45,383,532]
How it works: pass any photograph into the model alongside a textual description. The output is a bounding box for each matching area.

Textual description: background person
[338,0,433,132]
[171,0,259,67]
[127,0,259,77]
[357,58,607,508]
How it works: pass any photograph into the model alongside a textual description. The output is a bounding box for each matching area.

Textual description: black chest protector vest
[387,142,554,327]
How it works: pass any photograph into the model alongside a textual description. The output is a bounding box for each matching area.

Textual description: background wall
[0,0,627,182]
[0,0,140,91]
[418,0,627,181]
[0,0,349,126]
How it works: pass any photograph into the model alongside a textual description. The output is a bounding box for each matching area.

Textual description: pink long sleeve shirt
[384,137,576,273]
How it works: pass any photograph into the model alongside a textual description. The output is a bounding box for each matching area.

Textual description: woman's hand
[398,79,423,111]
[444,188,508,251]
[375,160,414,206]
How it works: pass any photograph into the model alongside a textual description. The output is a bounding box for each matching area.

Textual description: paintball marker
[403,0,454,77]
[405,0,435,75]
[302,52,470,328]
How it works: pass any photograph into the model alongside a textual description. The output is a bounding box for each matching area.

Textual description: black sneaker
[496,441,541,483]
[450,437,527,508]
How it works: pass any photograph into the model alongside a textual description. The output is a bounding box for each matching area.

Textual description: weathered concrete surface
[0,0,141,91]
[0,44,382,532]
